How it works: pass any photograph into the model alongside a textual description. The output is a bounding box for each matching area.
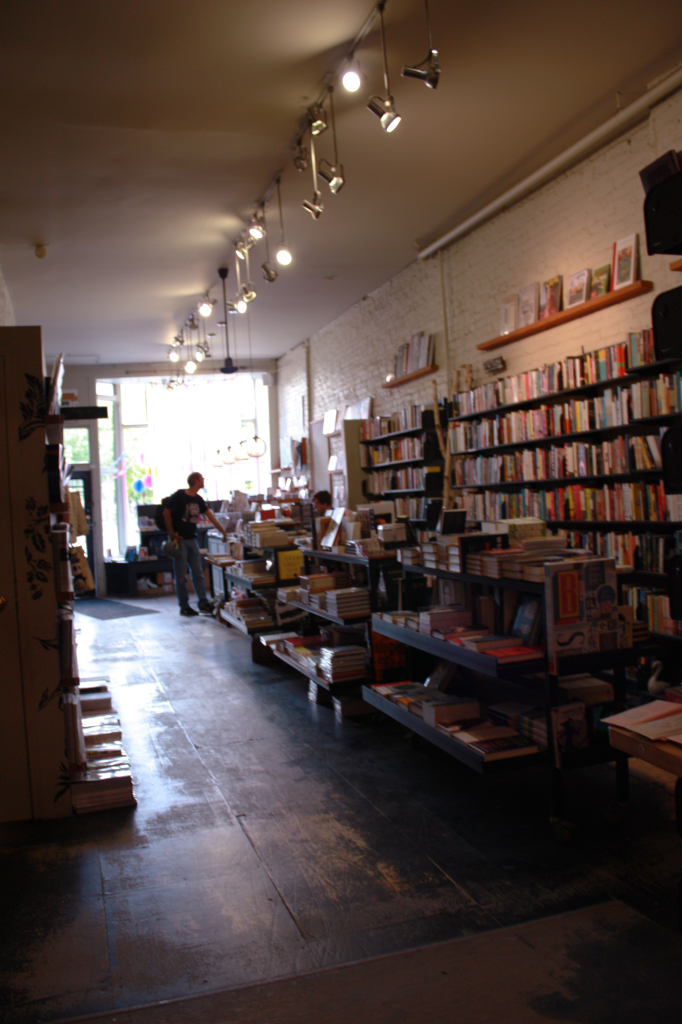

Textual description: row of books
[459,482,671,524]
[394,497,428,519]
[453,334,654,415]
[449,374,682,453]
[394,331,434,379]
[452,434,662,487]
[361,405,424,439]
[361,437,424,466]
[621,587,682,638]
[559,529,671,573]
[366,466,427,492]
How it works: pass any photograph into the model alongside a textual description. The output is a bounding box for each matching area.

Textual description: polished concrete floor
[2,596,681,1023]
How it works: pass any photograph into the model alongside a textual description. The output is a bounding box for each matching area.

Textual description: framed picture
[612,234,638,291]
[499,296,517,336]
[539,276,562,320]
[517,283,539,327]
[566,269,591,307]
[590,265,611,298]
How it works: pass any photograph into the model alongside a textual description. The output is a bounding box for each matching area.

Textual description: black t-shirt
[168,490,208,539]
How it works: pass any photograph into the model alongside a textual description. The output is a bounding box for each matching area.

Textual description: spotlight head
[187,313,199,330]
[241,284,257,303]
[248,222,264,241]
[294,144,309,172]
[261,261,278,283]
[342,63,361,92]
[318,159,345,194]
[235,240,247,260]
[236,298,247,313]
[198,298,213,317]
[367,95,401,132]
[401,50,440,89]
[302,192,324,219]
[169,349,180,363]
[276,244,292,266]
[308,105,327,135]
[195,348,205,363]
[185,359,196,374]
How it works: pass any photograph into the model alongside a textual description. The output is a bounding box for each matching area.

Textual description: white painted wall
[277,87,682,441]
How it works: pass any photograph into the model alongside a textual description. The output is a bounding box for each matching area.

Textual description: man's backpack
[154,494,176,533]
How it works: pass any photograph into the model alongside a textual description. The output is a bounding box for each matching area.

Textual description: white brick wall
[278,88,682,442]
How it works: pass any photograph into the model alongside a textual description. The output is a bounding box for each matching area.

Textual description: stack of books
[243,522,292,548]
[308,592,327,610]
[448,720,540,761]
[346,538,384,557]
[70,760,136,813]
[397,547,422,564]
[233,560,276,586]
[418,606,472,636]
[280,635,324,671]
[420,541,442,569]
[319,645,366,682]
[558,673,614,704]
[225,596,276,631]
[325,588,371,618]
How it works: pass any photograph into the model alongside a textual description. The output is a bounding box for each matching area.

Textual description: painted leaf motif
[19,374,46,442]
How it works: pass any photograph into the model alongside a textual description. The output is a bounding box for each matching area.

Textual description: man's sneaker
[198,600,213,613]
[180,606,199,617]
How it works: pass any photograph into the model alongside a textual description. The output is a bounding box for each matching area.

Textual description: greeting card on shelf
[539,276,562,320]
[590,265,611,298]
[500,296,518,336]
[567,269,591,307]
[612,234,638,291]
[517,283,539,327]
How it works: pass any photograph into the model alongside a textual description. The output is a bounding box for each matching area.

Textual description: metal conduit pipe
[417,66,682,260]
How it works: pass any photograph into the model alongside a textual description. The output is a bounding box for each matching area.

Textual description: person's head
[187,472,205,492]
[312,490,332,515]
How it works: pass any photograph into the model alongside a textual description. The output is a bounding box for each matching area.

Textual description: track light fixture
[248,214,265,241]
[169,348,180,362]
[342,57,361,92]
[367,2,401,133]
[236,297,247,314]
[185,359,196,374]
[317,85,345,194]
[235,239,247,260]
[195,347,205,363]
[260,203,278,282]
[402,0,440,89]
[308,105,327,136]
[275,177,292,265]
[294,142,309,172]
[198,296,213,317]
[302,134,324,219]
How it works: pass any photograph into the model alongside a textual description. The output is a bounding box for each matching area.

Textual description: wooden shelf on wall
[382,365,439,389]
[476,280,654,352]
[670,259,682,272]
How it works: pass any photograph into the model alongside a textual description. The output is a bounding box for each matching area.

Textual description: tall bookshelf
[361,406,445,522]
[0,327,76,820]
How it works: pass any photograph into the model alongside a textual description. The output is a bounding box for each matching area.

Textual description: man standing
[163,472,228,616]
[312,490,333,516]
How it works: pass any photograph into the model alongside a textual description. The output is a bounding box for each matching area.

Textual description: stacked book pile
[558,673,614,704]
[420,541,442,569]
[397,547,422,564]
[318,645,366,683]
[279,635,324,672]
[277,585,300,603]
[325,588,371,618]
[418,606,472,636]
[225,596,276,632]
[243,520,295,548]
[232,560,276,586]
[346,538,383,556]
[74,680,136,813]
[445,721,540,761]
[381,610,420,630]
[308,592,327,610]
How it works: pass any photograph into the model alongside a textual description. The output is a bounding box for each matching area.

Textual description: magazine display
[544,557,618,674]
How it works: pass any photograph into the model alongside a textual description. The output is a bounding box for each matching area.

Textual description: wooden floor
[1,596,681,1023]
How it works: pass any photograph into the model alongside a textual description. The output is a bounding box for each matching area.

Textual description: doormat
[74,599,159,620]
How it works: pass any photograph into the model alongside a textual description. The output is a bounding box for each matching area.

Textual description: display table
[105,558,176,596]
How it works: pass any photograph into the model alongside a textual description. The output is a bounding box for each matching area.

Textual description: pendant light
[223,447,236,465]
[234,441,249,461]
[401,0,440,89]
[367,1,401,133]
[317,85,345,194]
[275,177,292,265]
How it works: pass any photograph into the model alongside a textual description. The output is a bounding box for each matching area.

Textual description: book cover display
[539,276,562,319]
[566,269,591,307]
[544,558,618,674]
[517,283,539,327]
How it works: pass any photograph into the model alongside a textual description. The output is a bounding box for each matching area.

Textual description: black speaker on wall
[652,285,682,360]
[644,173,682,255]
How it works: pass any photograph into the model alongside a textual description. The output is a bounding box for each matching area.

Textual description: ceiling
[1,0,681,365]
